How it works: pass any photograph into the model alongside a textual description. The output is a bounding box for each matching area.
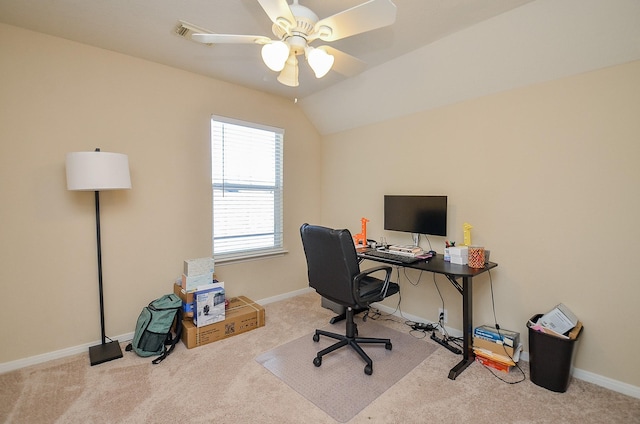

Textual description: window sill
[215,249,288,265]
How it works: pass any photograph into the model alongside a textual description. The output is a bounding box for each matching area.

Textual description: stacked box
[184,257,215,276]
[474,325,520,348]
[181,272,214,291]
[173,282,195,318]
[193,282,225,327]
[475,354,513,373]
[181,296,265,348]
[473,324,522,373]
[181,257,215,291]
[474,336,517,357]
[449,246,468,265]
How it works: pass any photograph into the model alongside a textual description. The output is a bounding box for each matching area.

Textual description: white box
[449,246,468,265]
[184,257,215,276]
[538,303,578,335]
[448,246,468,257]
[194,282,225,327]
[450,255,468,265]
[182,272,213,291]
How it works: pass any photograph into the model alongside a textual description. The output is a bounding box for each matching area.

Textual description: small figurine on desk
[463,222,473,246]
[353,217,369,247]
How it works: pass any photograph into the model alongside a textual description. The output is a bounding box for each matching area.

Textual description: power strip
[430,332,462,354]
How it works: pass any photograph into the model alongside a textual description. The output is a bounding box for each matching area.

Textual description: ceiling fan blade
[257,0,296,30]
[315,0,397,42]
[320,46,367,77]
[192,33,272,45]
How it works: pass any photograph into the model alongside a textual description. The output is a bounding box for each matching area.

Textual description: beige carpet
[1,291,640,423]
[256,320,436,422]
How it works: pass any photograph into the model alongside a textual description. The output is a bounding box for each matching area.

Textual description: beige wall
[0,24,321,363]
[321,60,640,387]
[2,20,640,391]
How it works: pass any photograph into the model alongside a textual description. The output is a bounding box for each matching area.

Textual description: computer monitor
[384,195,448,241]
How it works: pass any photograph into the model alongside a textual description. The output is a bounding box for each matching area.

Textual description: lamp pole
[66,147,130,366]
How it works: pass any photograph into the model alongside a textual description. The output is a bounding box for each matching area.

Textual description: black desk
[358,250,498,380]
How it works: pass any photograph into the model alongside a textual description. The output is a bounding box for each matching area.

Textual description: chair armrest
[352,265,393,308]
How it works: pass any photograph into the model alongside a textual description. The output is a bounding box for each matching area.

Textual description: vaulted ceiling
[1,0,639,134]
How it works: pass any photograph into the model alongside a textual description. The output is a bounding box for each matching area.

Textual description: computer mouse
[428,250,437,256]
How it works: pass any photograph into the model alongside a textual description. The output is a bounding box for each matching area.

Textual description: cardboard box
[193,282,225,327]
[181,272,213,291]
[474,325,520,348]
[181,296,265,349]
[184,257,215,276]
[449,246,469,265]
[173,282,195,317]
[474,336,516,357]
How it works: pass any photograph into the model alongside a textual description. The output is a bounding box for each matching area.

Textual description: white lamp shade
[66,151,132,191]
[307,47,334,78]
[261,41,290,72]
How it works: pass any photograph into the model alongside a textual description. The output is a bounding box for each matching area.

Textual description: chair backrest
[300,223,361,306]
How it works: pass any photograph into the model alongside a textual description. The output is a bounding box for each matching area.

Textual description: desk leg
[448,276,474,380]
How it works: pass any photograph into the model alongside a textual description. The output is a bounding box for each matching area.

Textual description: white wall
[0,24,321,363]
[320,60,640,388]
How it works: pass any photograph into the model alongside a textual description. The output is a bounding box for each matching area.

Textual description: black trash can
[527,314,583,392]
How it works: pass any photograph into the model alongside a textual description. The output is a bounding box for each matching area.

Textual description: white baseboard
[0,332,135,375]
[572,368,640,399]
[257,287,314,305]
[371,302,640,399]
[0,288,313,375]
[3,288,639,400]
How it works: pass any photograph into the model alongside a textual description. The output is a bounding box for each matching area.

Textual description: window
[211,116,284,261]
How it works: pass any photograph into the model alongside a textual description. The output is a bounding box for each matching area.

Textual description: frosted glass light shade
[261,41,289,72]
[66,151,131,191]
[277,55,299,87]
[307,47,334,78]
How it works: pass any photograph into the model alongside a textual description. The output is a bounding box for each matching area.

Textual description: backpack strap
[152,308,183,365]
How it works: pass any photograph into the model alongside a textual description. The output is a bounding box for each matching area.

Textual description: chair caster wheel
[385,342,392,350]
[313,334,320,342]
[364,364,373,375]
[313,357,322,367]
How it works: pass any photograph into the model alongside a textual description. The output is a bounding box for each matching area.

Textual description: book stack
[388,245,423,256]
[473,325,522,373]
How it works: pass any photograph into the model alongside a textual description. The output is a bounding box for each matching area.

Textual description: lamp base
[89,340,123,366]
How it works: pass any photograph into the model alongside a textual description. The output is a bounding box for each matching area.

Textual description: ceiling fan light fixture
[307,47,334,78]
[277,55,299,87]
[261,41,290,72]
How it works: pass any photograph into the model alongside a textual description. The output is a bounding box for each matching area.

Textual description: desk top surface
[358,249,497,278]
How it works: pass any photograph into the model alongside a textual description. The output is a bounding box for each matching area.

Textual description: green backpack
[125,294,183,364]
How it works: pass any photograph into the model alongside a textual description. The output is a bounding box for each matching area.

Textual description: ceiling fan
[191,0,397,87]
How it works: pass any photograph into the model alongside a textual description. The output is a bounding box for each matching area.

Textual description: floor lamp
[65,148,132,366]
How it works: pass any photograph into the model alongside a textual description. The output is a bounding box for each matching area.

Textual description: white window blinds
[211,116,284,259]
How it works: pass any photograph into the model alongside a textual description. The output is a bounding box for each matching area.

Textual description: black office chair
[300,223,400,375]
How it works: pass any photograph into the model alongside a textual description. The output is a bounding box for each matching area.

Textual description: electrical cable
[480,269,526,384]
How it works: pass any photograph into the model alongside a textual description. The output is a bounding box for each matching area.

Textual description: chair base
[312,308,392,375]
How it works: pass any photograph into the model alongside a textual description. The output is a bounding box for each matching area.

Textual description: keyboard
[360,249,422,264]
